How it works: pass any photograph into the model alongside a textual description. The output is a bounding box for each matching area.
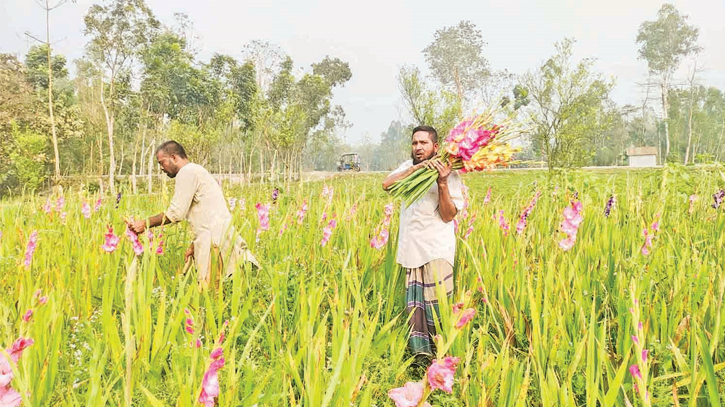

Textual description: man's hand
[126,219,146,234]
[428,158,453,184]
[185,243,195,263]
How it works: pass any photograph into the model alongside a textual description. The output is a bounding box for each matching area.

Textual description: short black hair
[412,125,438,143]
[156,140,188,159]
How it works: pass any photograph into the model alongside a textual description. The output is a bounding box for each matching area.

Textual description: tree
[520,38,615,168]
[24,0,71,185]
[242,40,284,94]
[397,65,460,137]
[422,20,489,104]
[312,56,352,88]
[636,3,701,162]
[84,0,160,194]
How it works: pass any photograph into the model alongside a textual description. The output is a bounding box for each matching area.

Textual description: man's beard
[412,150,435,165]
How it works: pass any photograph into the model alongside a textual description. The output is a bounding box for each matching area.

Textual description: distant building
[627,147,658,167]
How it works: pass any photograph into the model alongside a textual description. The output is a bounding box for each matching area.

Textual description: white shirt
[391,160,465,269]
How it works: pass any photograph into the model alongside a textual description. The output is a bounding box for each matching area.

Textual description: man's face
[411,131,438,165]
[157,151,180,178]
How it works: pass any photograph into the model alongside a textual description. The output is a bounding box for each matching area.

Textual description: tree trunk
[148,138,155,194]
[260,148,265,184]
[239,149,244,185]
[684,65,698,165]
[131,140,138,194]
[45,2,60,186]
[661,79,670,162]
[247,147,254,186]
[100,69,116,194]
[140,129,146,182]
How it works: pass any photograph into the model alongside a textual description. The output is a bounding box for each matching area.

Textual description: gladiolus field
[2,166,725,406]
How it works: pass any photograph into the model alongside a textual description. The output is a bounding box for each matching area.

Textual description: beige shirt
[165,163,234,277]
[392,160,465,269]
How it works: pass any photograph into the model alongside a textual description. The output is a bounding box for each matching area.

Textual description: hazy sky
[2,0,724,144]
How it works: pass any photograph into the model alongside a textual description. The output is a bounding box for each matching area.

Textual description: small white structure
[627,147,658,167]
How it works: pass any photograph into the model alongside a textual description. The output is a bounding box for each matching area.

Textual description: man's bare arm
[431,159,457,223]
[127,212,173,234]
[382,161,427,191]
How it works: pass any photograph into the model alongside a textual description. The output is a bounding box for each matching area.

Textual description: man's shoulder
[180,163,209,175]
[391,160,413,173]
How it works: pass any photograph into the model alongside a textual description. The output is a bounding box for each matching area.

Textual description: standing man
[127,141,259,288]
[382,125,465,356]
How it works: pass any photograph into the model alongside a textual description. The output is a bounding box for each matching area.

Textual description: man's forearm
[147,212,172,228]
[437,181,457,223]
[382,164,421,191]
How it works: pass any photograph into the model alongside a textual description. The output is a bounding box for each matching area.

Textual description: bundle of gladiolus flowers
[388,103,524,207]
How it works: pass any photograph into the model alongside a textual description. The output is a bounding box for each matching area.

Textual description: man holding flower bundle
[382,126,465,356]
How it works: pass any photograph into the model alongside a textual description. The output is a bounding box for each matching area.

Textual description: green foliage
[520,38,615,168]
[2,169,725,405]
[422,20,489,100]
[24,45,68,91]
[4,123,49,191]
[397,65,461,136]
[636,4,701,76]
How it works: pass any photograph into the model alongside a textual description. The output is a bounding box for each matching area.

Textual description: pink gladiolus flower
[255,203,270,234]
[55,196,65,212]
[185,318,194,335]
[456,308,476,329]
[384,203,394,219]
[631,335,639,345]
[0,386,22,407]
[198,356,225,407]
[279,223,288,236]
[296,201,308,225]
[497,211,510,235]
[516,191,542,235]
[94,197,102,212]
[60,211,67,222]
[1,337,34,397]
[228,198,237,211]
[638,322,643,331]
[8,338,33,363]
[321,185,334,203]
[629,364,642,380]
[155,239,164,255]
[559,237,576,251]
[347,203,358,220]
[238,198,246,211]
[559,200,583,251]
[217,320,229,345]
[42,198,52,215]
[370,229,389,250]
[38,296,48,305]
[642,349,648,362]
[124,226,144,256]
[387,381,424,407]
[445,120,494,160]
[463,214,476,240]
[452,303,464,314]
[321,218,337,247]
[483,187,492,205]
[195,339,202,348]
[21,310,32,323]
[81,202,91,219]
[101,226,120,253]
[210,347,223,360]
[427,357,460,393]
[23,231,38,269]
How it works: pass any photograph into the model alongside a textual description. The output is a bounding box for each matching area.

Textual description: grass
[1,164,724,406]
